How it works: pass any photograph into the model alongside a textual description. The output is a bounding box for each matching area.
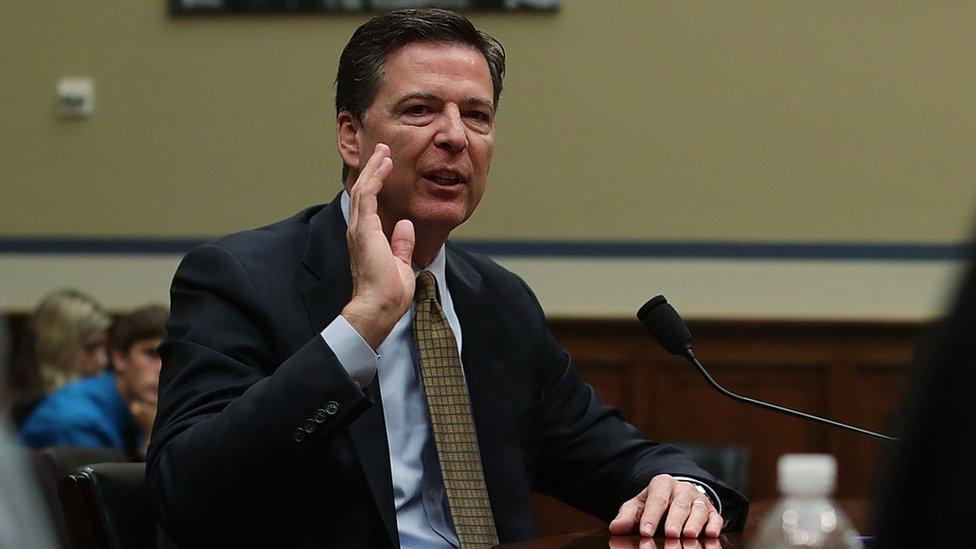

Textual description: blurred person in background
[7,288,110,426]
[0,311,60,548]
[20,304,167,457]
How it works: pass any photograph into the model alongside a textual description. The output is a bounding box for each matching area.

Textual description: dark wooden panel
[650,362,830,499]
[829,364,909,497]
[549,318,918,504]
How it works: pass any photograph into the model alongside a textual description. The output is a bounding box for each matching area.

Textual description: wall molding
[0,237,970,261]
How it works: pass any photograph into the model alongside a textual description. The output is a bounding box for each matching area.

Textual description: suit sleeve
[516,280,749,531]
[146,243,371,542]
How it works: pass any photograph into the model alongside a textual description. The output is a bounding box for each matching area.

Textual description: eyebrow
[394,92,495,113]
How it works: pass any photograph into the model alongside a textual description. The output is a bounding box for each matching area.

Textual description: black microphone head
[636,295,693,355]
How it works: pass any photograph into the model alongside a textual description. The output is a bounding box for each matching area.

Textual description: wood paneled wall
[529,318,919,535]
[549,319,917,501]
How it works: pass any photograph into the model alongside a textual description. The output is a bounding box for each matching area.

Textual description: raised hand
[341,143,416,349]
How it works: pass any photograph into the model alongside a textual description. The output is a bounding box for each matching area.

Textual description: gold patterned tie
[413,270,498,548]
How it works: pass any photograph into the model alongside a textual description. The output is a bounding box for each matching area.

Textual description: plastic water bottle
[752,454,863,548]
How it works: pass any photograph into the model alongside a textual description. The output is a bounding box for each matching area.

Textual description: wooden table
[497,500,873,548]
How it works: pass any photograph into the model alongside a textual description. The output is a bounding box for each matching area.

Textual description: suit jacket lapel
[300,194,399,547]
[446,246,536,542]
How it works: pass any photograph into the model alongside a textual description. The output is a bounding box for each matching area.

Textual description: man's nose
[433,106,468,153]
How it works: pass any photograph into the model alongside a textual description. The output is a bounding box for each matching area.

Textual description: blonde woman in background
[32,289,110,392]
[8,289,110,426]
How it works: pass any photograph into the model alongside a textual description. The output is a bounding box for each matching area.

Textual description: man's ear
[337,111,364,182]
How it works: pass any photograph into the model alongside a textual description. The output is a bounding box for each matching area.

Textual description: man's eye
[466,111,492,123]
[406,105,430,116]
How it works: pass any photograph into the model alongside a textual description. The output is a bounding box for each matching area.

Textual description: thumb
[390,219,415,265]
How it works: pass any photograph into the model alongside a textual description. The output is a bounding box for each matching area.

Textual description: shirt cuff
[673,476,723,516]
[321,315,378,389]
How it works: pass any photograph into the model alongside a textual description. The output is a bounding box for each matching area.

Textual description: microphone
[637,296,897,443]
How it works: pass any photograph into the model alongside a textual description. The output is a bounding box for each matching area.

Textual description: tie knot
[415,270,439,304]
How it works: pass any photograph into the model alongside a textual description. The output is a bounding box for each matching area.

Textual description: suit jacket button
[313,409,327,423]
[325,401,339,415]
[293,428,306,443]
[303,419,316,433]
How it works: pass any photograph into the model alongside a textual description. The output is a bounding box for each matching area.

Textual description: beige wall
[3,2,974,242]
[0,253,964,320]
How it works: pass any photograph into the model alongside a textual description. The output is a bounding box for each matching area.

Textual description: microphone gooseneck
[637,296,898,443]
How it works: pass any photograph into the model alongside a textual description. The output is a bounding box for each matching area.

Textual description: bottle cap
[777,454,837,496]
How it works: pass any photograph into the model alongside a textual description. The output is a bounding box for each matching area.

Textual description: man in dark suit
[147,9,747,547]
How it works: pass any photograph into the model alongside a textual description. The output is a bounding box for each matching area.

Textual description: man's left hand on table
[609,474,723,538]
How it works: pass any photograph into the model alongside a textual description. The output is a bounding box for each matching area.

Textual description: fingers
[348,143,391,225]
[679,499,710,538]
[355,156,392,222]
[703,508,724,538]
[351,143,391,195]
[661,488,695,538]
[638,475,676,537]
[609,488,647,535]
[621,477,722,539]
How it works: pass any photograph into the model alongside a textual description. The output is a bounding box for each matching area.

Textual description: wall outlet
[57,77,95,118]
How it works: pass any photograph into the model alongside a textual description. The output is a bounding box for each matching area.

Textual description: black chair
[58,462,155,549]
[34,446,128,481]
[32,446,129,547]
[673,442,750,496]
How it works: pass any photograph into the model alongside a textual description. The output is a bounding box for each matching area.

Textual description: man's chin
[411,209,470,237]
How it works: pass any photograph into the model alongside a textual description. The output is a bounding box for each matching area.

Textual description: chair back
[32,446,128,547]
[58,462,155,549]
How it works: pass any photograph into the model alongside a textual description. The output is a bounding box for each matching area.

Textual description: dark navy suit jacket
[146,194,747,547]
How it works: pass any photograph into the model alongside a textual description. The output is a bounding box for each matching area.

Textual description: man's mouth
[424,170,465,186]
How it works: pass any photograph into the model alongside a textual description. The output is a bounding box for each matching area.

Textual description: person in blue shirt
[20,305,167,454]
[8,288,111,427]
